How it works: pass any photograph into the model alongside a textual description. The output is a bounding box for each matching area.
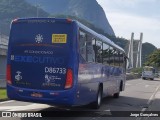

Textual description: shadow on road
[18,95,152,120]
[141,79,160,82]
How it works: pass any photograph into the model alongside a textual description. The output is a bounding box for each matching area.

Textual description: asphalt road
[0,78,160,120]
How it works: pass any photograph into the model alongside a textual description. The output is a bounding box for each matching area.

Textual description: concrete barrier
[0,74,5,79]
[126,73,141,80]
[0,74,6,88]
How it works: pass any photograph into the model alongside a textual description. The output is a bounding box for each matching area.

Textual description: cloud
[107,12,160,43]
[97,0,160,48]
[97,0,160,18]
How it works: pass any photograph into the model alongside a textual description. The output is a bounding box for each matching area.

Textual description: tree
[145,49,160,67]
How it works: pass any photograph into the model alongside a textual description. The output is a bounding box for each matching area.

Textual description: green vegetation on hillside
[145,49,160,67]
[142,43,157,65]
[0,0,48,35]
[25,0,115,35]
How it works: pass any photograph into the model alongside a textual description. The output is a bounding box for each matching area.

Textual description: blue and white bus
[7,18,127,109]
[142,66,155,80]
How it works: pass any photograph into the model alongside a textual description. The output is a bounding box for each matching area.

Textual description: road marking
[155,91,160,98]
[145,85,149,88]
[136,84,160,120]
[104,109,110,111]
[141,108,146,112]
[103,109,112,116]
[0,100,15,104]
[126,83,131,86]
[136,83,143,86]
[0,103,51,111]
[147,85,160,105]
[147,94,154,105]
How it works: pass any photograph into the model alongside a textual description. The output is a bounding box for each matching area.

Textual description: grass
[0,89,7,100]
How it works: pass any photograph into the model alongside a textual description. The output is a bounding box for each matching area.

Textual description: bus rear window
[10,21,72,46]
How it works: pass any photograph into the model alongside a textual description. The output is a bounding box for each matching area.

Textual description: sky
[96,0,160,48]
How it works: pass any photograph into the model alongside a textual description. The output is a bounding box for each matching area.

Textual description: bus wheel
[92,86,102,109]
[113,82,122,98]
[113,92,120,98]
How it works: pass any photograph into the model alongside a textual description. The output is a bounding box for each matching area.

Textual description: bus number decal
[45,67,66,74]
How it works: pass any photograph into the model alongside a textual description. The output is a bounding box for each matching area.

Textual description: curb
[0,98,9,102]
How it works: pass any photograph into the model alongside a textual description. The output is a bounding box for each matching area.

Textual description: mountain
[0,0,48,35]
[25,0,115,36]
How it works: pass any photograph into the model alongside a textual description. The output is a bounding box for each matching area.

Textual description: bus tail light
[12,18,18,23]
[66,18,72,23]
[6,64,12,84]
[65,69,73,89]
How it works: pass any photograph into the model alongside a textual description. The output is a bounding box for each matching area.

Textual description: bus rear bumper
[141,75,154,79]
[7,85,76,106]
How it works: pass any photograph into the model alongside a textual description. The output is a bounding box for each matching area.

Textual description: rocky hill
[142,42,157,64]
[25,0,115,36]
[0,0,48,35]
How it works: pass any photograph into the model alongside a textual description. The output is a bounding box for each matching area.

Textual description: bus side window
[79,30,87,61]
[119,52,123,67]
[114,49,119,66]
[96,40,103,63]
[109,46,114,65]
[92,38,96,62]
[123,55,127,72]
[102,43,110,65]
[86,35,95,62]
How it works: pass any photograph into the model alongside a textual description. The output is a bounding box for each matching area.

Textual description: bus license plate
[31,93,43,98]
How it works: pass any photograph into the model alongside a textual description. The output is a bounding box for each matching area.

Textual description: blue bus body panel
[75,62,125,105]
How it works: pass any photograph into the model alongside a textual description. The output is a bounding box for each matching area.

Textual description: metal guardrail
[0,74,5,79]
[0,34,9,46]
[0,80,6,88]
[0,74,6,88]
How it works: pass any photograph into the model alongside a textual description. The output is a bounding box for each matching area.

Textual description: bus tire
[92,85,102,109]
[113,82,122,98]
[113,92,120,98]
